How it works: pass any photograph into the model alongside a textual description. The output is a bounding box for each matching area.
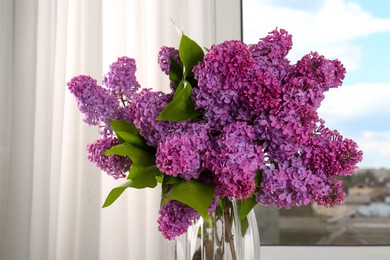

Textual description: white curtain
[0,0,221,259]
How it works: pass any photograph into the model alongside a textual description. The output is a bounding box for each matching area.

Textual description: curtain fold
[0,0,218,259]
[1,0,38,259]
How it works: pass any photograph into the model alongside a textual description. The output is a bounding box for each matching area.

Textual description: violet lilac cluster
[206,122,263,199]
[157,200,200,240]
[156,123,210,180]
[68,28,363,241]
[157,46,181,75]
[103,56,140,100]
[67,57,140,178]
[86,137,131,179]
[190,29,362,211]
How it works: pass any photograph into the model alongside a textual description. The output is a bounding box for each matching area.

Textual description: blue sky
[243,0,390,169]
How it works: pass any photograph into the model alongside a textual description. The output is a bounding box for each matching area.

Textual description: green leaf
[238,196,258,221]
[104,142,155,166]
[179,34,204,78]
[162,175,182,185]
[160,175,184,207]
[169,58,183,87]
[237,196,257,237]
[102,179,154,208]
[109,120,140,136]
[218,198,226,211]
[102,183,129,208]
[255,169,263,186]
[102,164,160,208]
[165,180,215,224]
[155,175,163,183]
[241,217,249,237]
[102,178,153,208]
[214,199,224,217]
[127,164,161,188]
[156,81,202,121]
[109,120,146,148]
[172,79,185,99]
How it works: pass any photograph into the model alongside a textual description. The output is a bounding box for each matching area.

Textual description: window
[216,0,390,258]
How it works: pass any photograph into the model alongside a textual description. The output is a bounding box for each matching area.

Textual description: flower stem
[224,199,237,260]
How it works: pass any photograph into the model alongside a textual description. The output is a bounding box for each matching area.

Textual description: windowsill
[261,246,390,260]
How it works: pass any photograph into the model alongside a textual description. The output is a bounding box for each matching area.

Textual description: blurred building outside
[255,168,390,245]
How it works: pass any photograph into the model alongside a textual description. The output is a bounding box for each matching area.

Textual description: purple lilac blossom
[251,29,292,61]
[86,137,131,179]
[284,52,346,109]
[157,200,200,240]
[254,102,320,161]
[241,29,292,116]
[130,88,175,147]
[103,56,140,101]
[256,158,313,208]
[193,40,255,129]
[241,29,292,117]
[302,125,363,177]
[256,123,362,208]
[239,70,282,118]
[256,157,344,208]
[206,122,264,199]
[67,75,120,127]
[315,179,346,207]
[249,28,293,82]
[157,46,182,75]
[68,29,364,235]
[208,198,219,213]
[156,124,210,180]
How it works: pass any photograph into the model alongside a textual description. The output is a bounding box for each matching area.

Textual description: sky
[243,0,390,169]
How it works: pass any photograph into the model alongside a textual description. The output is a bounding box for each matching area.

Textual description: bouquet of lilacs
[68,29,363,240]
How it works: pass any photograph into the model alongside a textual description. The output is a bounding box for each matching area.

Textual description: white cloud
[318,83,390,120]
[356,131,390,168]
[243,0,390,71]
[261,0,325,11]
[363,131,390,140]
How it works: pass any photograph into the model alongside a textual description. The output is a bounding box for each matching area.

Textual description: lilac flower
[284,52,346,109]
[206,122,264,199]
[67,75,120,127]
[87,137,131,179]
[130,88,174,147]
[208,198,219,213]
[193,40,255,129]
[249,28,293,82]
[156,124,210,180]
[239,70,282,117]
[254,104,319,162]
[103,56,140,101]
[315,179,346,207]
[69,29,363,226]
[157,46,181,75]
[255,123,362,208]
[157,200,200,240]
[251,28,293,61]
[302,125,363,177]
[255,160,310,208]
[256,158,314,208]
[238,29,294,117]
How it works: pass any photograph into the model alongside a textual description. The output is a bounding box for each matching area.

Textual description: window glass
[243,0,390,245]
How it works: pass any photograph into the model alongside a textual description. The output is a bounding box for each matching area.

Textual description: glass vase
[167,199,260,260]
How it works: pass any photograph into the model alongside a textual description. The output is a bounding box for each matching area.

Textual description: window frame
[214,0,390,259]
